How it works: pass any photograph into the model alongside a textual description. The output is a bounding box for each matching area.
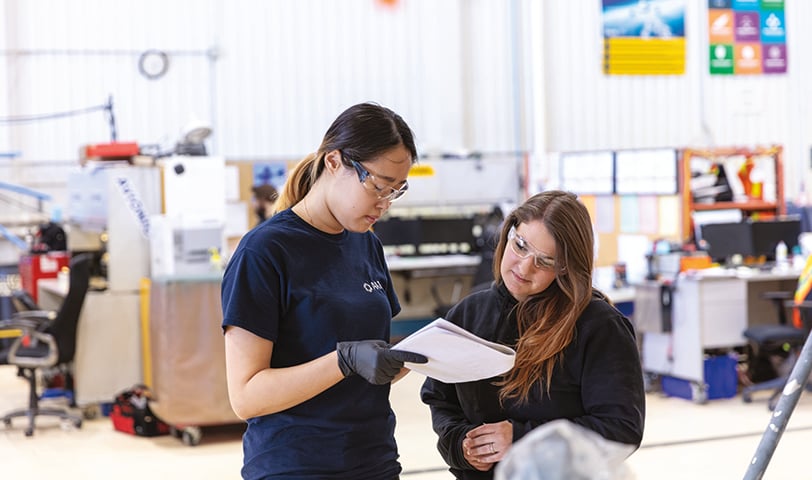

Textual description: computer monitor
[751,218,802,261]
[372,217,421,252]
[692,209,743,244]
[700,222,753,264]
[417,217,476,254]
[419,218,474,244]
[373,216,477,255]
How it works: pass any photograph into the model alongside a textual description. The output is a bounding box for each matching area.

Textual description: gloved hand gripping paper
[392,318,515,383]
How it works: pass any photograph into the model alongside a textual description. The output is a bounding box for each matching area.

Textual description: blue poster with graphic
[602,0,685,39]
[253,162,287,189]
[602,0,686,75]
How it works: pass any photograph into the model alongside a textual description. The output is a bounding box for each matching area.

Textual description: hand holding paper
[392,318,516,383]
[337,340,428,385]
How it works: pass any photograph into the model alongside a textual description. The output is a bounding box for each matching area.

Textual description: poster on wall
[708,0,786,75]
[602,0,686,75]
[252,162,288,190]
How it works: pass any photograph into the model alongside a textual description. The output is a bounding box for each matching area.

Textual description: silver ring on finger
[489,442,495,454]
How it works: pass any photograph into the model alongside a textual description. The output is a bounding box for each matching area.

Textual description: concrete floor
[1,365,812,479]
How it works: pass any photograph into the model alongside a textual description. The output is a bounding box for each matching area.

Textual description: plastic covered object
[147,278,240,427]
[495,419,637,480]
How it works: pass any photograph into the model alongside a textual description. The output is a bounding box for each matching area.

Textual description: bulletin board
[559,151,615,194]
[581,194,681,272]
[559,148,679,196]
[614,149,678,194]
[558,147,681,277]
[224,157,299,246]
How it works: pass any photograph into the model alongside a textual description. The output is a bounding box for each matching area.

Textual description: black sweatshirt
[420,282,646,480]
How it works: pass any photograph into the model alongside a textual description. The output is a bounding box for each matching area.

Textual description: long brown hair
[273,102,417,214]
[494,191,595,403]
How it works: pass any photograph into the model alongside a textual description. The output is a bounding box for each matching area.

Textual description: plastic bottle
[57,266,70,292]
[775,240,788,269]
[792,245,806,270]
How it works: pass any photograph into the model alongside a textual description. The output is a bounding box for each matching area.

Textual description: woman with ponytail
[222,102,427,479]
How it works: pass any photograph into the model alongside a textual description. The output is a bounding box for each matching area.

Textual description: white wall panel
[0,1,10,156]
[1,0,525,218]
[539,0,812,198]
[4,0,218,165]
[2,0,525,164]
[6,0,810,213]
[217,0,433,158]
[542,0,700,152]
[216,0,518,159]
[465,1,517,152]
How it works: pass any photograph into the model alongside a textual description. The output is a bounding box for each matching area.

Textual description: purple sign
[734,11,760,42]
[762,43,787,73]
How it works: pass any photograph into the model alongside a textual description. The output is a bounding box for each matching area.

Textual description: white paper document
[393,318,516,383]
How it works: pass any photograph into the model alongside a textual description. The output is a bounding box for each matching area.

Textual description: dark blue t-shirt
[221,209,402,479]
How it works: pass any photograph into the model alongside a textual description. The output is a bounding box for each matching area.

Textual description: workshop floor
[1,365,812,479]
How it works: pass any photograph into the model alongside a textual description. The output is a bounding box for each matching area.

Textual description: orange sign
[708,9,734,43]
[734,43,762,74]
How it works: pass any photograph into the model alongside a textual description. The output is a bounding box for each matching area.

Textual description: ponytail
[272,153,321,215]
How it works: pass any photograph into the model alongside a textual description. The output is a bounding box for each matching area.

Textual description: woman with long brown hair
[421,190,645,479]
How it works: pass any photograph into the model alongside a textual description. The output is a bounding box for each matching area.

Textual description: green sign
[709,44,734,74]
[761,0,784,10]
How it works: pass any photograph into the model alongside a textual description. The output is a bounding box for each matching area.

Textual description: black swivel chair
[10,289,39,313]
[430,212,501,318]
[742,291,812,410]
[0,253,92,436]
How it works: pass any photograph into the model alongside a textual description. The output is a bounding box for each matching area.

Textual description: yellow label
[603,37,686,75]
[409,164,435,177]
[0,329,23,339]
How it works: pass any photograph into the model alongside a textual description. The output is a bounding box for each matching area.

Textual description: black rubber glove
[336,340,428,385]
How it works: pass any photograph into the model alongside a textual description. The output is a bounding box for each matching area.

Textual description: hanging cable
[0,96,117,141]
[0,102,105,124]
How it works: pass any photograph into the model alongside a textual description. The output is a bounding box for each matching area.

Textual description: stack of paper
[393,318,516,383]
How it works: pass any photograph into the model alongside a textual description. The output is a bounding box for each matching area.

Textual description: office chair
[10,289,38,313]
[741,292,812,410]
[430,278,467,319]
[0,253,92,436]
[429,212,501,318]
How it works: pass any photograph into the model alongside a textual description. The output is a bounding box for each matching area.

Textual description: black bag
[110,385,170,437]
[32,221,67,252]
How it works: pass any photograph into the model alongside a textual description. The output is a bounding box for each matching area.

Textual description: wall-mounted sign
[708,0,786,75]
[602,0,686,75]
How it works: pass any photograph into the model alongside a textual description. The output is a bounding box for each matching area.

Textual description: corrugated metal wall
[216,0,525,158]
[0,0,525,212]
[1,0,220,201]
[544,0,701,152]
[3,0,812,208]
[541,0,812,197]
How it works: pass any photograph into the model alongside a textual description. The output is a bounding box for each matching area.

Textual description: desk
[603,286,636,304]
[386,255,482,317]
[638,268,799,399]
[38,279,142,406]
[386,254,482,277]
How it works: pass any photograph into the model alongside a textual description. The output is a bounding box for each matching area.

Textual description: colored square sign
[708,0,786,74]
[762,43,787,73]
[710,44,735,74]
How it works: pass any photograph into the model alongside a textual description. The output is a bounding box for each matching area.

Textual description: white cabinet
[641,271,797,386]
[670,277,746,383]
[38,280,142,406]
